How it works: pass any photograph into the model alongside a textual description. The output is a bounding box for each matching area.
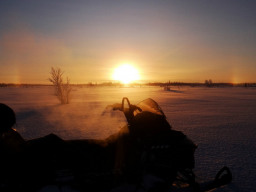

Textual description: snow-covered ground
[1,86,256,191]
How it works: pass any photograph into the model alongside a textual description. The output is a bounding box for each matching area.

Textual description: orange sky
[1,0,256,84]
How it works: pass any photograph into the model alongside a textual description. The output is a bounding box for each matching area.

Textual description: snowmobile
[0,98,232,192]
[101,97,232,192]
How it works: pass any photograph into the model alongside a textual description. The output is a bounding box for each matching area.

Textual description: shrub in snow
[48,67,72,104]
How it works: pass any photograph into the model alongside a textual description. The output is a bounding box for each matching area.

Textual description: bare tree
[49,67,72,104]
[205,79,213,87]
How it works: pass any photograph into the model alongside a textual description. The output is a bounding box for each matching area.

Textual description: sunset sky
[0,0,256,84]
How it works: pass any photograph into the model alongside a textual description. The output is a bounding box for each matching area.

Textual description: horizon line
[1,81,256,86]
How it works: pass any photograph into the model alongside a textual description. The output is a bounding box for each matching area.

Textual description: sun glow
[112,64,140,84]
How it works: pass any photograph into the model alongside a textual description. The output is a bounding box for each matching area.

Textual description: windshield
[134,98,165,117]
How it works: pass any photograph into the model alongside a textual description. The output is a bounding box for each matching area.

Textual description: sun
[112,64,140,84]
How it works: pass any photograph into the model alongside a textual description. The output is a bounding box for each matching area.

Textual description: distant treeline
[0,83,51,87]
[147,82,256,88]
[1,82,256,88]
[148,82,234,87]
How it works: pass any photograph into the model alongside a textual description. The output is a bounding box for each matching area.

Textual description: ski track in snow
[0,86,256,191]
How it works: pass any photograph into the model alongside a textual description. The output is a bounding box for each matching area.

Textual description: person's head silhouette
[0,103,16,133]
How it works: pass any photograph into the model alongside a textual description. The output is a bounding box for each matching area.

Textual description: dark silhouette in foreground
[0,99,232,191]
